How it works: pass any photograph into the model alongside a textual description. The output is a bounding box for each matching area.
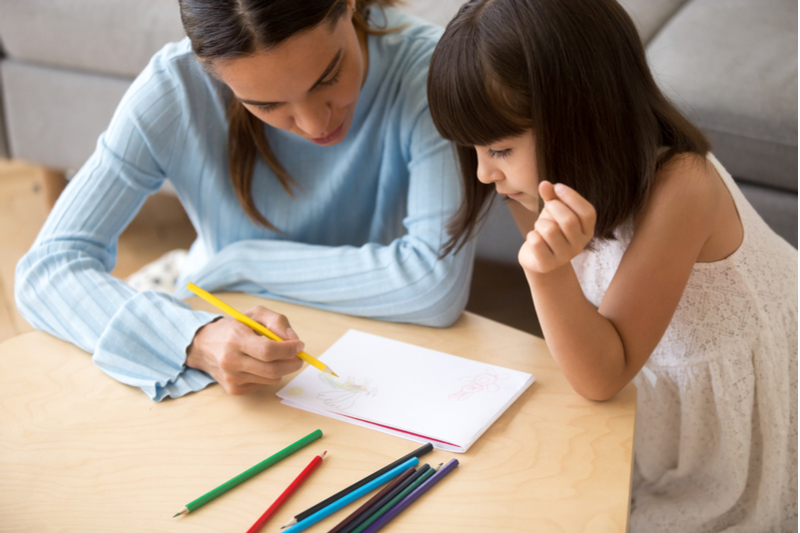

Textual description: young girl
[427,0,797,531]
[15,0,473,401]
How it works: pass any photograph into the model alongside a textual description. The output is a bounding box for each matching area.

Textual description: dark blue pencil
[337,465,432,533]
[360,459,459,533]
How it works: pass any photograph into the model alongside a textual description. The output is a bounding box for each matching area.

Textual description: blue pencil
[282,457,420,533]
[360,458,459,533]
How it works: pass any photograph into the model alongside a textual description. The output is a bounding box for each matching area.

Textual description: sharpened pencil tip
[173,508,188,518]
[281,518,298,529]
[322,450,328,458]
[331,371,339,377]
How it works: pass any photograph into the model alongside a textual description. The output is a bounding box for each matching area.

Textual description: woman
[15,0,472,400]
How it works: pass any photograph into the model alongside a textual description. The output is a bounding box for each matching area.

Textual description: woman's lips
[310,122,344,145]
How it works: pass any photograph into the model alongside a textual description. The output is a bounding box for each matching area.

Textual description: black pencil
[281,442,434,529]
[327,465,418,533]
[337,465,432,533]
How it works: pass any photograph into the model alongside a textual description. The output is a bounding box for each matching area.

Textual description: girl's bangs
[428,23,528,148]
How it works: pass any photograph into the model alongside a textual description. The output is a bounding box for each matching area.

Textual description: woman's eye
[488,148,511,159]
[319,68,342,87]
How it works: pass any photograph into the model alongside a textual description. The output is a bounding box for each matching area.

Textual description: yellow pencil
[186,283,338,377]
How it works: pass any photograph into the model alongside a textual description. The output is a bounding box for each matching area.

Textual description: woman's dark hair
[428,0,710,255]
[179,0,397,230]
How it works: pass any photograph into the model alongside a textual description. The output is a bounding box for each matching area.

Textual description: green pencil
[173,429,323,517]
[350,463,440,533]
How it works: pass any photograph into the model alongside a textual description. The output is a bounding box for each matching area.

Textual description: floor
[0,158,540,346]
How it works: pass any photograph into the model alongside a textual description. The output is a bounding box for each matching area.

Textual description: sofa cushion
[647,0,798,192]
[1,60,130,170]
[0,0,185,79]
[618,0,690,43]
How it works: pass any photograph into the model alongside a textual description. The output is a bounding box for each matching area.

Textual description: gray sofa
[0,0,796,253]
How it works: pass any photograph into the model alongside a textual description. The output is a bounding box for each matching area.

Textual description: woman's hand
[186,306,305,395]
[518,181,596,274]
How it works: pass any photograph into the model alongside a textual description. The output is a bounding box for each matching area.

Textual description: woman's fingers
[245,306,298,342]
[186,309,307,396]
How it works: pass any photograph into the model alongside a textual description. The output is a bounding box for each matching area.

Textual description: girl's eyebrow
[237,49,344,107]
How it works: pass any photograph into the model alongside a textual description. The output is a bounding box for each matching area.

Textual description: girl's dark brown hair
[428,0,710,255]
[179,0,398,230]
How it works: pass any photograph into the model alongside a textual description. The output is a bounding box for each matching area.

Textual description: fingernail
[555,183,567,193]
[296,342,305,353]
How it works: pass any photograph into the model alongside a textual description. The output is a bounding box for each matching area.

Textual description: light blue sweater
[15,9,474,401]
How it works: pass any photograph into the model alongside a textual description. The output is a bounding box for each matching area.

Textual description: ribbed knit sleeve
[15,11,473,401]
[15,131,219,401]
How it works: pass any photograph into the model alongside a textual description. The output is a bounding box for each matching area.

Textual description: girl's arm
[523,156,722,400]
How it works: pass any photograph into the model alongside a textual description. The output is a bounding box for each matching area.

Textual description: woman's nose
[294,103,331,138]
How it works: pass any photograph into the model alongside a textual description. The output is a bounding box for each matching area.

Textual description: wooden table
[0,293,636,532]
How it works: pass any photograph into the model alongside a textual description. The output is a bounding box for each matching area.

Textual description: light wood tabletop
[0,293,636,532]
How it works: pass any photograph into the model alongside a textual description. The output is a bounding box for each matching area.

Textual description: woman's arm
[14,129,221,400]
[175,110,474,328]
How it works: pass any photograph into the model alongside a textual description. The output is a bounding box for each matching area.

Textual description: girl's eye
[318,68,342,87]
[488,148,511,159]
[256,103,279,113]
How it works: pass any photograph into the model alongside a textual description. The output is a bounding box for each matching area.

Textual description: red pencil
[245,451,327,533]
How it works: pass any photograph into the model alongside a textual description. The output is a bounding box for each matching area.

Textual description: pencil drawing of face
[317,374,378,410]
[449,368,509,401]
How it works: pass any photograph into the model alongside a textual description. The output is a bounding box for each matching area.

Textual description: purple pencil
[361,459,459,533]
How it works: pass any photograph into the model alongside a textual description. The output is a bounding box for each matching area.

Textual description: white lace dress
[570,154,797,532]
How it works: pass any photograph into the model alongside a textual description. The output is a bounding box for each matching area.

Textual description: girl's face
[213,0,365,146]
[475,130,540,212]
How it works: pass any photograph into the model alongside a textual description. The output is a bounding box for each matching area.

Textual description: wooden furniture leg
[36,167,67,211]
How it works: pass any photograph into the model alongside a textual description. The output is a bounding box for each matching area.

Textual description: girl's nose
[476,157,503,184]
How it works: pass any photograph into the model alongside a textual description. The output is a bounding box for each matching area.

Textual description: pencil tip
[331,371,339,377]
[173,509,187,518]
[322,450,328,457]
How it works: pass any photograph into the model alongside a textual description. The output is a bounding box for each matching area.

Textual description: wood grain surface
[0,293,635,532]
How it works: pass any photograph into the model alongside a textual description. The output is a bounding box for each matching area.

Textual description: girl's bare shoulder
[639,152,741,261]
[639,152,720,228]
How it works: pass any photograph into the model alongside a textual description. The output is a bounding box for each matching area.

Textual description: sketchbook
[276,329,535,453]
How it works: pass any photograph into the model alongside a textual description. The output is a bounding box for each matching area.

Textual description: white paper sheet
[277,330,535,452]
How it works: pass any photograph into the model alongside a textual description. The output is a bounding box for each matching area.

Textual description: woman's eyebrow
[237,49,344,107]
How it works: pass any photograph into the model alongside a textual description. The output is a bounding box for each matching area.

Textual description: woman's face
[212,1,365,146]
[475,130,540,212]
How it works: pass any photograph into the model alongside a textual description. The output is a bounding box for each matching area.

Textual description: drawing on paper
[449,368,510,401]
[316,374,378,410]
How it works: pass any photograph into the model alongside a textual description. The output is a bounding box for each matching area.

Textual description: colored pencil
[186,283,338,377]
[350,464,438,533]
[337,464,430,533]
[327,466,418,533]
[281,442,433,528]
[282,457,420,533]
[245,451,327,533]
[173,429,323,517]
[361,459,459,533]
[337,465,429,533]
